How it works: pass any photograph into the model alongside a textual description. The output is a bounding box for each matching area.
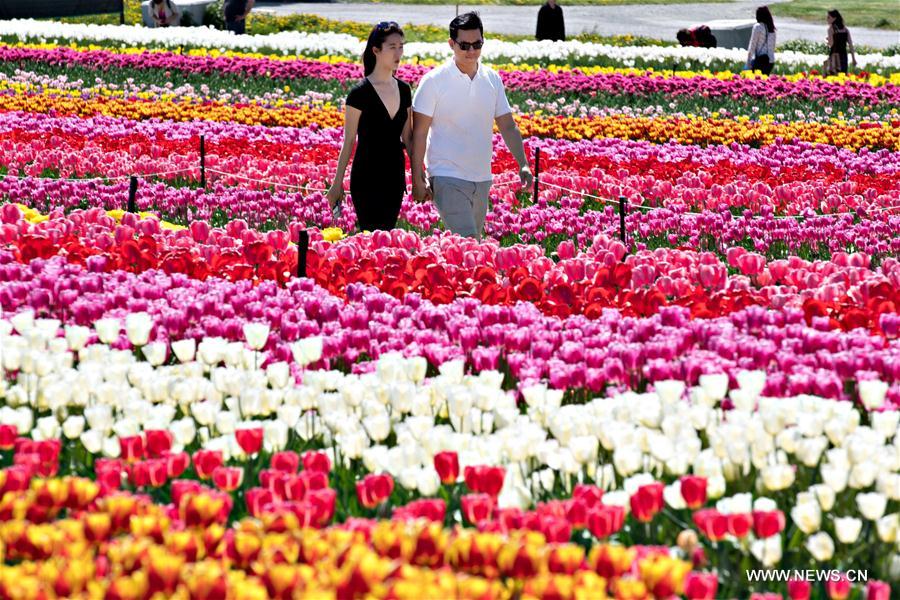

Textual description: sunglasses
[376,21,399,30]
[455,39,484,51]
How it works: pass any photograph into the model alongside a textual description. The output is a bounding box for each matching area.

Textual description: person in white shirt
[745,5,776,74]
[411,12,533,240]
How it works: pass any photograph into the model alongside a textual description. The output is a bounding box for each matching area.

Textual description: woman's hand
[326,182,344,208]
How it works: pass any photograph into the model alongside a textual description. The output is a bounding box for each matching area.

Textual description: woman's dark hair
[828,9,845,30]
[362,21,404,76]
[756,6,776,32]
[449,11,483,41]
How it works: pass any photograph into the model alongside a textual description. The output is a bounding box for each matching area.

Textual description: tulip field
[0,20,898,599]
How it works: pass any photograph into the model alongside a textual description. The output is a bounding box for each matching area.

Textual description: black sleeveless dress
[345,77,411,231]
[830,29,849,74]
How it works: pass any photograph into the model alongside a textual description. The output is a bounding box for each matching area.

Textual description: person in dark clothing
[327,22,413,232]
[677,25,717,48]
[826,10,857,74]
[536,0,565,41]
[223,0,254,35]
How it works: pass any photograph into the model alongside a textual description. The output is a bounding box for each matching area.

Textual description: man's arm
[411,111,432,202]
[495,113,533,188]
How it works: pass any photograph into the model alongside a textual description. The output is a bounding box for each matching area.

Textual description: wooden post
[120,0,125,25]
[297,230,309,278]
[618,196,627,245]
[200,135,206,189]
[128,176,138,213]
[533,147,541,204]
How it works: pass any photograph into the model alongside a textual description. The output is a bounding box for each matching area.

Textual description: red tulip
[753,510,786,538]
[212,466,244,492]
[192,450,224,480]
[826,573,851,600]
[572,484,603,509]
[119,435,145,462]
[787,579,811,600]
[355,473,394,509]
[866,581,891,600]
[393,498,447,523]
[684,572,719,600]
[245,487,274,518]
[630,482,664,523]
[727,512,753,538]
[587,505,625,539]
[145,430,173,458]
[166,452,190,479]
[270,451,300,473]
[693,508,728,541]
[0,424,18,449]
[299,470,329,493]
[306,487,337,527]
[235,428,263,456]
[564,498,589,529]
[301,451,331,473]
[170,479,203,506]
[679,475,707,509]
[461,493,494,525]
[433,451,460,484]
[463,465,505,498]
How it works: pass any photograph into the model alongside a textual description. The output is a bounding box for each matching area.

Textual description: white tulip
[858,379,888,411]
[707,475,726,500]
[857,492,887,520]
[613,446,642,476]
[664,481,686,509]
[277,404,301,429]
[215,411,237,435]
[877,473,900,500]
[363,412,391,443]
[791,501,822,534]
[10,311,34,335]
[80,429,103,453]
[290,337,323,367]
[171,418,197,446]
[266,362,291,389]
[805,532,834,562]
[872,411,900,440]
[848,462,878,489]
[124,312,153,346]
[795,436,828,467]
[834,517,862,544]
[93,318,120,344]
[171,339,196,363]
[417,468,440,496]
[699,373,729,402]
[192,400,220,427]
[263,420,289,452]
[876,513,898,543]
[34,416,60,440]
[197,337,227,365]
[142,342,167,366]
[736,370,766,397]
[762,464,795,491]
[62,415,85,439]
[753,496,778,512]
[751,536,782,567]
[809,484,836,512]
[820,463,849,492]
[406,356,427,383]
[653,380,685,405]
[242,323,270,351]
[64,325,91,351]
[101,435,121,458]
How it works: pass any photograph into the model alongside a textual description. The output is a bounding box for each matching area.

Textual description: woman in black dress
[826,10,857,75]
[327,22,413,232]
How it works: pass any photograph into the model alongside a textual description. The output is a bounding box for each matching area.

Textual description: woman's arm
[746,24,761,64]
[401,107,414,157]
[848,30,857,66]
[327,106,361,207]
[827,26,833,48]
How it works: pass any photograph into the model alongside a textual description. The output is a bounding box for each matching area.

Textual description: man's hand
[519,165,534,189]
[413,179,432,203]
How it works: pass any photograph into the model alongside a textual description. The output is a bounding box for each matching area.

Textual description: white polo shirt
[412,59,512,183]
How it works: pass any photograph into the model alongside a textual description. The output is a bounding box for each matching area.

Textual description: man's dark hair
[450,12,484,41]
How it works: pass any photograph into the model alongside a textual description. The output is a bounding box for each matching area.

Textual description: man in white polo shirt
[411,12,533,240]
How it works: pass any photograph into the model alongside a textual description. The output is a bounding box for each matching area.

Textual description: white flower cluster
[1,312,898,565]
[3,20,899,70]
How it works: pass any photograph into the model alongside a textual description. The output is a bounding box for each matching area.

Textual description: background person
[826,10,857,74]
[327,22,413,232]
[745,6,776,74]
[223,0,254,35]
[536,0,565,42]
[150,0,180,28]
[411,12,533,240]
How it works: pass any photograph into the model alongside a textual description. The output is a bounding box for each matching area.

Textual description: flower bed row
[3,22,900,71]
[0,317,898,593]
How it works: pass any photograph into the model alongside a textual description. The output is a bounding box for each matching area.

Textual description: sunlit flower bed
[1,28,899,599]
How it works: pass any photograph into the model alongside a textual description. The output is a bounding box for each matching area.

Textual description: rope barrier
[0,167,192,182]
[205,168,330,193]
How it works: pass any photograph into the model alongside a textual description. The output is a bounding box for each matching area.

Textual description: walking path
[256,1,900,48]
